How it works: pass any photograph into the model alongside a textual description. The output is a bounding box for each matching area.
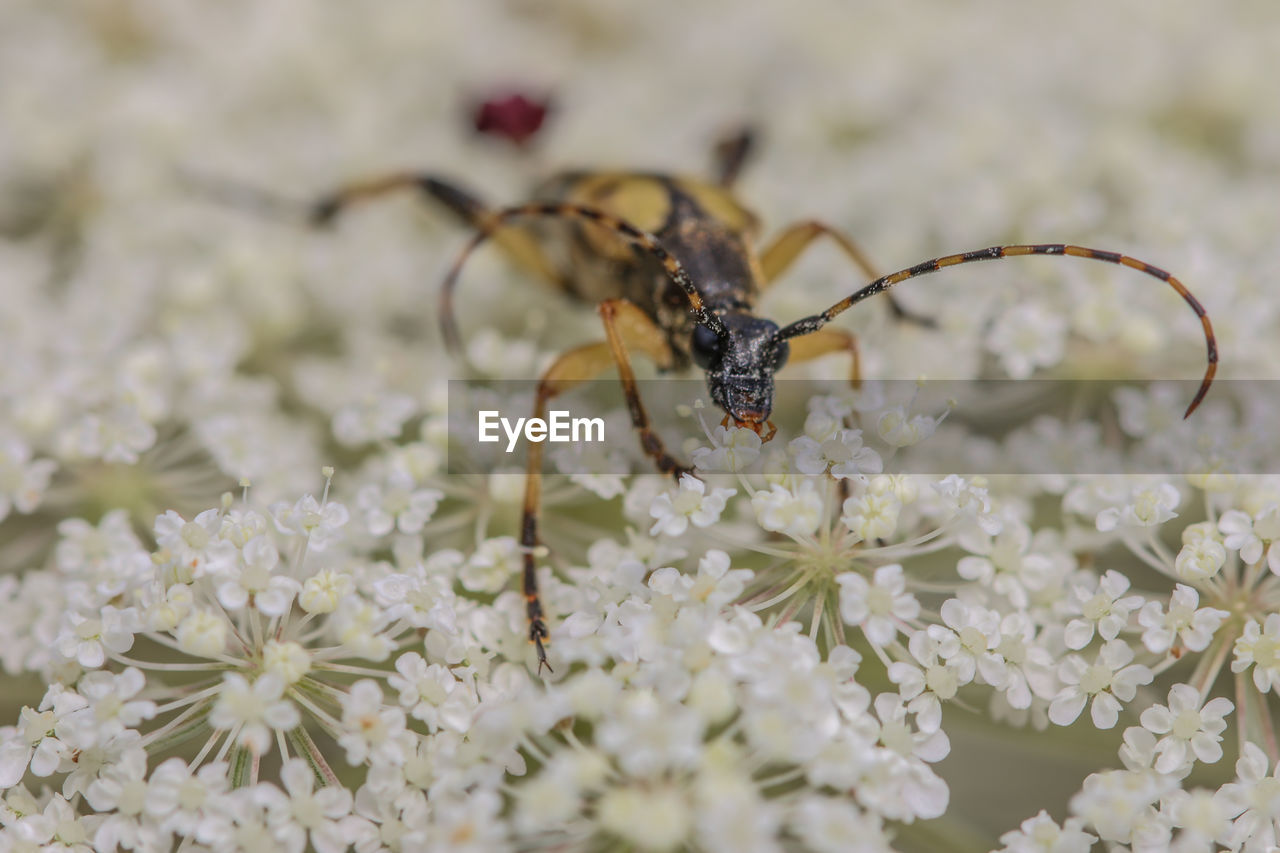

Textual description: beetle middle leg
[518,298,683,671]
[760,220,935,327]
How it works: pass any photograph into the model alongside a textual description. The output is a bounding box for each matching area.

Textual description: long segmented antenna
[775,244,1218,418]
[439,202,728,352]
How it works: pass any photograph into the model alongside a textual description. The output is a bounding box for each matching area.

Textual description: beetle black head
[691,312,789,435]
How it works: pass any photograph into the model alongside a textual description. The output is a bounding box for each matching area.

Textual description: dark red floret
[471,93,551,147]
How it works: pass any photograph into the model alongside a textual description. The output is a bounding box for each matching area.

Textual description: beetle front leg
[597,299,691,479]
[517,300,679,673]
[784,326,862,389]
[519,340,614,673]
[760,219,935,328]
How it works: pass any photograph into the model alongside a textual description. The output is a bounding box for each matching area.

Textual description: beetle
[303,129,1218,672]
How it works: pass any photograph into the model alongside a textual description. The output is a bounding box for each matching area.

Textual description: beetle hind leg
[711,127,756,188]
[308,171,568,292]
[307,172,482,227]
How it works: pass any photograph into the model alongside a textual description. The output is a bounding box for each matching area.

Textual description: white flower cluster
[3,1,1280,851]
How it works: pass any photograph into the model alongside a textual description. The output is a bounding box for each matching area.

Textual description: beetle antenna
[774,244,1217,418]
[440,202,728,353]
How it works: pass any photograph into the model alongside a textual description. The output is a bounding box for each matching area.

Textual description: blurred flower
[471,92,552,146]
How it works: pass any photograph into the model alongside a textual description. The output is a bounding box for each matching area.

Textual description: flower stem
[288,725,340,786]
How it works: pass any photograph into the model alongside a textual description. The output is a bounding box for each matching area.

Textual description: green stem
[230,745,251,788]
[289,725,340,787]
[1189,631,1235,701]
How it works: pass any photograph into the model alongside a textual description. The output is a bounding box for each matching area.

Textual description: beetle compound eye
[691,324,723,368]
[769,340,790,371]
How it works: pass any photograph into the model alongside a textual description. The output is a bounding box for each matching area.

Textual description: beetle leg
[597,299,689,478]
[518,299,679,673]
[308,172,568,291]
[760,220,936,328]
[785,327,862,389]
[520,340,611,674]
[711,127,756,188]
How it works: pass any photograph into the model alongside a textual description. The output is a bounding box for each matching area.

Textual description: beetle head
[691,312,789,435]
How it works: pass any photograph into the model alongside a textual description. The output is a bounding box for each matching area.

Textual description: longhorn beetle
[305,129,1218,673]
